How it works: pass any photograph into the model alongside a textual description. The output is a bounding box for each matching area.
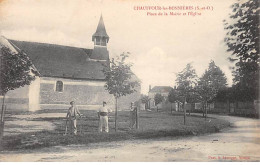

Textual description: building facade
[0,15,141,111]
[148,86,173,109]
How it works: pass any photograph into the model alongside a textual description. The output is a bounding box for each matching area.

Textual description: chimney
[149,85,152,92]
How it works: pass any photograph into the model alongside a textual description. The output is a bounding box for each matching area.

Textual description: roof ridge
[8,39,92,50]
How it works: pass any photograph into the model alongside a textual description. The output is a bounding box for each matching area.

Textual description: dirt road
[0,115,259,161]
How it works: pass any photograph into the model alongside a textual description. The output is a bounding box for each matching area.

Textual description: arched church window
[56,81,63,92]
[101,38,107,46]
[96,37,101,45]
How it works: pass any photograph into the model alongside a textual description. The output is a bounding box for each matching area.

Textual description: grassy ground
[1,110,230,151]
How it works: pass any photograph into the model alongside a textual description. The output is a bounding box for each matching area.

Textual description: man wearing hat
[66,101,81,135]
[98,101,112,132]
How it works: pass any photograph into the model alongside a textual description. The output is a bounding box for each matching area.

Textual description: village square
[0,0,259,162]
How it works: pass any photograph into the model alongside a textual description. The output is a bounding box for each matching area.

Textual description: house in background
[148,86,173,109]
[0,15,141,112]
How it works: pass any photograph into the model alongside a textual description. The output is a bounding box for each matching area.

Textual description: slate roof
[8,39,108,80]
[92,15,109,41]
[149,86,173,93]
[90,46,109,60]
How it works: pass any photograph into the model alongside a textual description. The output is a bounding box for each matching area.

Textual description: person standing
[129,102,137,129]
[66,101,81,135]
[98,101,112,133]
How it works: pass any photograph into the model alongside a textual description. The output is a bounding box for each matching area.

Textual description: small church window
[96,37,101,45]
[56,81,63,92]
[101,38,107,46]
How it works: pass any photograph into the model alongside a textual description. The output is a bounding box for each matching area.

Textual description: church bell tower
[90,15,109,61]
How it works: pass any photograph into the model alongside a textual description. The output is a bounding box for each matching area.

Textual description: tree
[154,93,163,112]
[206,61,227,89]
[196,61,227,119]
[0,46,36,139]
[214,87,235,110]
[140,94,150,110]
[186,88,200,115]
[175,63,198,124]
[102,52,140,132]
[224,0,259,100]
[168,89,179,114]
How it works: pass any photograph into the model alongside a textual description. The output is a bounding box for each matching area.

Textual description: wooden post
[205,102,208,121]
[136,101,139,129]
[1,95,6,122]
[189,103,191,116]
[184,98,186,125]
[1,105,4,122]
[115,97,118,132]
[0,95,6,138]
[234,101,237,115]
[184,108,186,125]
[228,100,230,113]
[70,119,72,135]
[202,104,204,117]
[0,105,6,143]
[254,100,258,118]
[171,103,173,114]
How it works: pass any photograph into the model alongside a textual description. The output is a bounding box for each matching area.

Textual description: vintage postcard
[0,0,259,162]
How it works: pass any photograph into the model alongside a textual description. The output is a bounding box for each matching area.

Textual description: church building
[0,15,141,111]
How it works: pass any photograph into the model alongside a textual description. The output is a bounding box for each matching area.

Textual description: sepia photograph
[0,0,259,162]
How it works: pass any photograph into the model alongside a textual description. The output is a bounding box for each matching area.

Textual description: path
[0,115,259,161]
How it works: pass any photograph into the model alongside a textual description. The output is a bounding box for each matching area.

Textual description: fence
[205,101,259,117]
[146,99,259,118]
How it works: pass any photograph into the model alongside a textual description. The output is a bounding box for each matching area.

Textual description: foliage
[141,94,150,104]
[206,61,227,90]
[214,87,234,102]
[216,84,257,102]
[168,89,179,103]
[102,52,140,131]
[154,93,164,106]
[196,61,227,103]
[186,89,200,104]
[175,63,198,103]
[103,52,140,98]
[0,46,36,95]
[196,80,217,104]
[215,86,257,103]
[223,0,259,100]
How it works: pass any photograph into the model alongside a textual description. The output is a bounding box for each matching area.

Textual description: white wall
[29,77,40,111]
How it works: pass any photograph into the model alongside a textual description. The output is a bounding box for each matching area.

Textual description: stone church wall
[39,77,141,111]
[1,76,141,112]
[39,77,114,110]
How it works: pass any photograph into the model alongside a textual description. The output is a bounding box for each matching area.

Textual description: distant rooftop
[149,86,173,93]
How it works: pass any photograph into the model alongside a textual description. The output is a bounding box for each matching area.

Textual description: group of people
[65,101,137,135]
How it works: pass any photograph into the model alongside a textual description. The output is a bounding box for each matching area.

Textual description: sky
[0,0,236,94]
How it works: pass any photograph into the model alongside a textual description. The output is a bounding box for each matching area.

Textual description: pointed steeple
[92,15,109,43]
[89,15,110,61]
